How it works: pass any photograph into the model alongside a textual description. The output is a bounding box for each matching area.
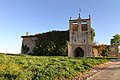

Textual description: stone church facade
[21,14,93,57]
[68,15,93,57]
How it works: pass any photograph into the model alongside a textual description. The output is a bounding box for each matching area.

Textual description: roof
[69,18,90,21]
[21,35,37,38]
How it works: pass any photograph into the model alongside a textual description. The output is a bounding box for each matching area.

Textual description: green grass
[0,54,109,80]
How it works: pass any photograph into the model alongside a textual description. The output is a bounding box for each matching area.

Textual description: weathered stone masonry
[68,15,93,57]
[21,35,37,53]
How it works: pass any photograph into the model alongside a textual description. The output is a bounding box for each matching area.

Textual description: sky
[0,0,120,53]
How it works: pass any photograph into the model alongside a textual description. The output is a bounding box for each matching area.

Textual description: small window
[81,21,87,24]
[84,39,85,42]
[73,22,78,24]
[75,39,77,42]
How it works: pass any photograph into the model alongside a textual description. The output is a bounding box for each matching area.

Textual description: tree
[110,34,120,45]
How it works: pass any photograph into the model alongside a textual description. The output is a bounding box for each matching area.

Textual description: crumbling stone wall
[22,36,37,53]
[109,45,119,57]
[92,48,99,57]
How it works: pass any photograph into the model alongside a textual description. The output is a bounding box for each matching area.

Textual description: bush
[21,45,29,54]
[101,48,109,57]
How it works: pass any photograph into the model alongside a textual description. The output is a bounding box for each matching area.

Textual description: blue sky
[0,0,120,53]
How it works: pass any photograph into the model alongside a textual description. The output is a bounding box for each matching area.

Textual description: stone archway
[74,47,84,57]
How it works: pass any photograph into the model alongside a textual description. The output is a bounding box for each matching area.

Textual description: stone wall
[92,48,99,57]
[92,45,119,57]
[109,45,119,57]
[22,36,37,53]
[68,16,92,57]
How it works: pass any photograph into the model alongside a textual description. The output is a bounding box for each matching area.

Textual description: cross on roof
[78,8,81,18]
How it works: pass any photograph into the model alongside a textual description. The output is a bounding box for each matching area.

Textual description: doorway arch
[74,47,84,57]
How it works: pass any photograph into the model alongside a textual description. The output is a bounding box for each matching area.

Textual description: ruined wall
[22,37,37,53]
[109,45,119,57]
[92,48,99,57]
[92,45,119,57]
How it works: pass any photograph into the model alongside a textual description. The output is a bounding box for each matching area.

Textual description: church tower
[68,14,93,57]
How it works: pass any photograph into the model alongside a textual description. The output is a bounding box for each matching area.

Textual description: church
[21,14,93,57]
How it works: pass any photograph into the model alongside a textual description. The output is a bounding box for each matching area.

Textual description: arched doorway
[74,47,84,57]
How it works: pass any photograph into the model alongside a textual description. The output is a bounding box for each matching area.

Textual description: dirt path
[86,59,120,80]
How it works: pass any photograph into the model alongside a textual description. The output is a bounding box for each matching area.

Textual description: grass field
[0,54,109,80]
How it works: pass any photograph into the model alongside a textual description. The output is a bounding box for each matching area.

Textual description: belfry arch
[74,47,84,57]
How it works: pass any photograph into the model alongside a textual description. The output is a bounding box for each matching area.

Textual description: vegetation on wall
[101,46,109,57]
[93,45,109,56]
[33,30,69,56]
[91,28,95,43]
[32,28,95,56]
[21,44,29,54]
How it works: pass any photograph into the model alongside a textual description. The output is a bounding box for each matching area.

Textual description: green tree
[111,34,120,45]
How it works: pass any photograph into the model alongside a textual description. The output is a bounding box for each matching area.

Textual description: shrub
[21,45,29,54]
